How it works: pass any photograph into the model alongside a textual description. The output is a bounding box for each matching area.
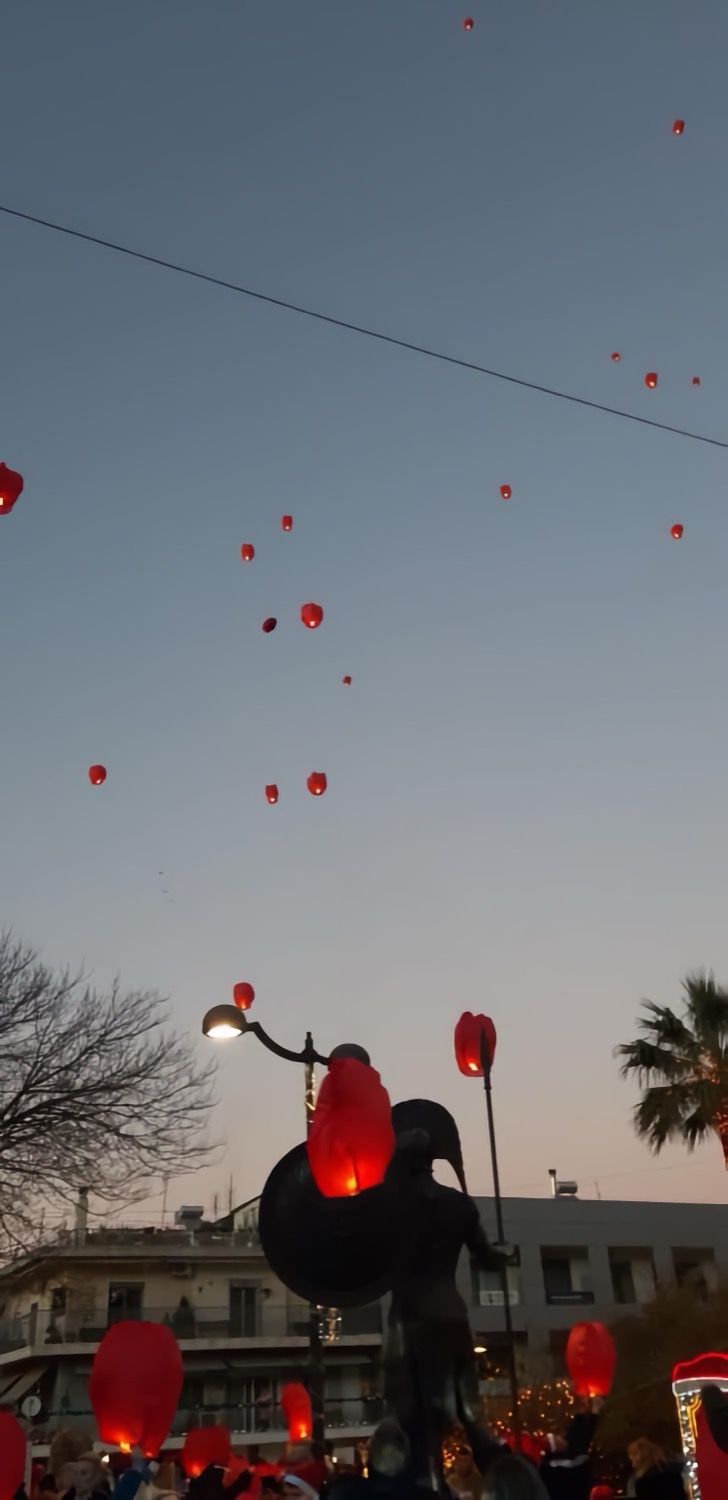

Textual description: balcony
[25,1397,385,1451]
[544,1289,595,1307]
[0,1303,383,1357]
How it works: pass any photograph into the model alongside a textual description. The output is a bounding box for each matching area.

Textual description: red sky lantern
[0,1413,26,1500]
[565,1321,616,1398]
[644,372,658,389]
[300,602,324,629]
[692,376,701,386]
[281,515,293,532]
[233,982,255,1010]
[280,1382,312,1443]
[670,523,684,540]
[265,784,279,805]
[462,16,474,29]
[610,352,621,363]
[88,1320,183,1455]
[182,1425,231,1478]
[590,1490,614,1500]
[262,617,277,633]
[342,675,352,685]
[499,484,512,500]
[241,543,255,562]
[0,463,23,516]
[307,771,327,797]
[454,1012,497,1078]
[307,1056,395,1197]
[88,765,107,786]
[672,119,685,135]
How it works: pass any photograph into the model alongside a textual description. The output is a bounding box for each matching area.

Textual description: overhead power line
[1,203,726,450]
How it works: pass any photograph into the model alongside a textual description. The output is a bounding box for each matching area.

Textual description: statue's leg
[456,1362,503,1475]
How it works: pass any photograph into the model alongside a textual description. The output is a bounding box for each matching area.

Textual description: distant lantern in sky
[342,675,352,686]
[262,617,277,634]
[672,119,685,135]
[692,376,701,386]
[644,372,658,389]
[233,982,255,1010]
[611,352,621,363]
[0,463,23,516]
[281,515,293,532]
[670,523,684,540]
[462,16,474,29]
[500,484,512,500]
[265,784,279,805]
[240,543,255,562]
[301,602,324,629]
[88,765,107,786]
[307,772,327,797]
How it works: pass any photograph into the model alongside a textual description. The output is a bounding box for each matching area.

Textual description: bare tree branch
[0,932,218,1256]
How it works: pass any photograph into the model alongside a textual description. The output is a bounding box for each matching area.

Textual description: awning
[0,1364,47,1404]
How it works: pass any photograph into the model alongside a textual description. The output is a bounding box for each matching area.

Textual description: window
[673,1249,717,1300]
[610,1260,636,1305]
[608,1249,656,1305]
[540,1249,593,1305]
[107,1283,144,1323]
[471,1251,521,1307]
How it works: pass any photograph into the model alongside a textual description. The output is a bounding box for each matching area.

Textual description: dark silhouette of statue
[384,1128,509,1491]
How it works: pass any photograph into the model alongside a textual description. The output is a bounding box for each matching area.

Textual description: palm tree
[616,972,728,1168]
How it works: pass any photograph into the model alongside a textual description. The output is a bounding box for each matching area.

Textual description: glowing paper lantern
[462,16,474,29]
[692,376,701,387]
[300,602,324,629]
[342,676,352,686]
[280,1383,312,1443]
[644,372,658,389]
[0,463,23,516]
[88,765,107,786]
[265,784,279,805]
[670,523,684,540]
[673,119,685,135]
[306,1056,395,1197]
[590,1489,614,1500]
[454,1012,497,1077]
[88,1320,183,1455]
[307,771,327,796]
[281,515,293,532]
[610,352,621,363]
[0,1413,26,1500]
[182,1425,231,1478]
[500,484,512,500]
[241,544,255,562]
[565,1322,615,1398]
[233,982,255,1010]
[262,617,277,633]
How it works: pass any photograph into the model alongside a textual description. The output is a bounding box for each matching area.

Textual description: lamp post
[454,1013,520,1448]
[202,1003,369,1446]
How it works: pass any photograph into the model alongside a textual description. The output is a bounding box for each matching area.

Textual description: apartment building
[1,1190,726,1461]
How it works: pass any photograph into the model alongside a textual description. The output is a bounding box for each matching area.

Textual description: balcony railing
[543,1289,595,1306]
[0,1303,383,1353]
[30,1397,385,1446]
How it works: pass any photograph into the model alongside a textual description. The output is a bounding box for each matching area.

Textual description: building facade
[0,1193,725,1461]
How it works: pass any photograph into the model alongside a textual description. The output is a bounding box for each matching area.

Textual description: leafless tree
[0,932,217,1254]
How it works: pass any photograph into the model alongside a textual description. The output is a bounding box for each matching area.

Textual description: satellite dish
[21,1394,41,1418]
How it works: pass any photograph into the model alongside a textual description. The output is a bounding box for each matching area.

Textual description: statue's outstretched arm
[465,1202,515,1270]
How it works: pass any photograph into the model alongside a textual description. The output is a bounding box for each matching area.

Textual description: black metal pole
[304,1037,326,1448]
[481,1038,520,1447]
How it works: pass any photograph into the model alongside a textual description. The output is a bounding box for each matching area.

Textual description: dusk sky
[2,0,728,1228]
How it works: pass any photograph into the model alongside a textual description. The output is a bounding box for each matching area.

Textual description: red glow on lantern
[280,1383,312,1443]
[590,1489,614,1500]
[0,463,23,516]
[88,765,107,786]
[307,771,327,796]
[307,1056,395,1198]
[342,675,352,686]
[672,119,685,135]
[88,1320,183,1455]
[454,1012,497,1078]
[610,352,621,363]
[692,376,701,386]
[182,1425,231,1478]
[500,484,512,500]
[462,17,474,29]
[0,1413,26,1500]
[265,784,279,805]
[233,982,255,1010]
[565,1321,615,1398]
[281,515,293,532]
[670,523,684,540]
[241,543,255,562]
[262,617,277,633]
[301,602,324,629]
[644,372,658,389]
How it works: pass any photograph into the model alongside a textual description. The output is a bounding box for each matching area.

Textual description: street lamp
[202,1001,370,1443]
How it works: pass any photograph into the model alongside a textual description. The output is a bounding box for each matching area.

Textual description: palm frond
[615,1037,693,1084]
